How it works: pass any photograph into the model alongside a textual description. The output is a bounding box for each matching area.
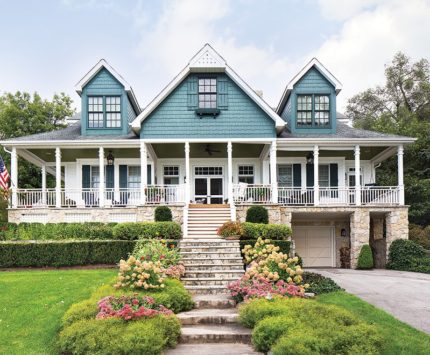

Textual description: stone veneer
[8,205,184,225]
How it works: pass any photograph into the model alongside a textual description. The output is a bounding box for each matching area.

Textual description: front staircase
[186,206,231,239]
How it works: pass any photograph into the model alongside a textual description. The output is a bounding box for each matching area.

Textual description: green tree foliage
[0,92,75,190]
[346,53,430,226]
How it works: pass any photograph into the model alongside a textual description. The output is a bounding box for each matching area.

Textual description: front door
[194,177,223,204]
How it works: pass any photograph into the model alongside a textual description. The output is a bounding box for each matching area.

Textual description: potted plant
[217,221,243,240]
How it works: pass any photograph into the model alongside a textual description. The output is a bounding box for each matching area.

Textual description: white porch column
[184,142,190,238]
[313,145,319,206]
[98,147,105,207]
[398,145,405,205]
[55,147,61,208]
[11,147,18,208]
[140,141,147,205]
[354,145,361,206]
[41,164,47,205]
[227,141,236,220]
[270,141,278,204]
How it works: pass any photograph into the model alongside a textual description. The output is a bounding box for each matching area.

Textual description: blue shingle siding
[81,68,132,136]
[127,98,137,123]
[141,74,276,139]
[283,67,337,134]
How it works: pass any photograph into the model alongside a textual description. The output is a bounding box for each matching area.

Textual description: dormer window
[297,94,330,127]
[198,78,217,108]
[88,96,121,129]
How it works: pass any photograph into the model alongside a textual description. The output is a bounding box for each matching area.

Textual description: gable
[140,73,276,139]
[84,68,124,92]
[294,67,335,92]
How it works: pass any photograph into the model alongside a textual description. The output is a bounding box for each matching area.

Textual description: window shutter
[147,165,152,185]
[187,76,198,110]
[217,77,228,109]
[293,164,301,187]
[119,165,128,189]
[329,164,338,187]
[306,164,314,187]
[106,165,114,189]
[82,165,90,188]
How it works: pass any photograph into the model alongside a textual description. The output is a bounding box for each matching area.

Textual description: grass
[317,291,430,355]
[0,269,115,355]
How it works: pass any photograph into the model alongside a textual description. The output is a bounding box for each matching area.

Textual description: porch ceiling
[152,143,265,158]
[278,146,386,160]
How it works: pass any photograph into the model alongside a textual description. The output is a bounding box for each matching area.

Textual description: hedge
[240,222,291,240]
[387,239,430,273]
[112,222,182,240]
[246,206,269,224]
[0,239,179,268]
[0,221,182,241]
[239,239,291,257]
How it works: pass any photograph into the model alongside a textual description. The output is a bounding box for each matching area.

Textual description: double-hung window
[318,165,330,187]
[297,94,330,127]
[238,165,254,184]
[88,96,121,128]
[128,166,141,188]
[164,166,179,185]
[198,78,217,109]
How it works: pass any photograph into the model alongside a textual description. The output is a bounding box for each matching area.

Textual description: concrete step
[180,240,240,247]
[178,308,238,325]
[185,264,244,271]
[181,252,242,259]
[184,271,244,279]
[183,258,243,265]
[180,324,252,344]
[182,277,237,286]
[185,285,230,295]
[180,246,240,253]
[193,294,236,309]
[165,343,262,355]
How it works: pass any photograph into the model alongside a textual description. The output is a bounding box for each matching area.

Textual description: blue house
[1,44,415,269]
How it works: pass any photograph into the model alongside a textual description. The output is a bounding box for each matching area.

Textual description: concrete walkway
[308,268,430,334]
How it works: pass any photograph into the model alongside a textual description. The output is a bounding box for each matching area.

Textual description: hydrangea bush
[96,295,173,321]
[133,239,180,268]
[228,237,307,302]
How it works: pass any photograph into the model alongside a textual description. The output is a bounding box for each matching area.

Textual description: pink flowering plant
[228,237,308,302]
[133,239,180,268]
[96,294,173,321]
[164,264,185,279]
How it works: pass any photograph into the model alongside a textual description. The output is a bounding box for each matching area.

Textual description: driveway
[308,268,430,334]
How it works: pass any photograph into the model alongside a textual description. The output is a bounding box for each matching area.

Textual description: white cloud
[314,0,430,110]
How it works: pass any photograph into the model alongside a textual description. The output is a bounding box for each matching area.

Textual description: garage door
[293,226,335,267]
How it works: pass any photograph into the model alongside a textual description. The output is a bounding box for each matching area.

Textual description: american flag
[0,156,10,190]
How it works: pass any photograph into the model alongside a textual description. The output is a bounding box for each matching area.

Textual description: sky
[1,0,430,112]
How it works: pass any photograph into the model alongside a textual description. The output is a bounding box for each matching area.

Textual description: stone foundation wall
[8,205,184,225]
[386,208,409,258]
[349,210,370,269]
[235,205,291,226]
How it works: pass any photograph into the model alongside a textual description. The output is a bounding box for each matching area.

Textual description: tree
[346,52,430,226]
[0,92,75,189]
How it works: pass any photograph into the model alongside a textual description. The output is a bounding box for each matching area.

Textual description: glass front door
[194,177,223,204]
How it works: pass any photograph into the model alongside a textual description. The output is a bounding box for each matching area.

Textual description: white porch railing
[233,183,272,204]
[13,185,186,208]
[278,187,314,205]
[361,186,399,205]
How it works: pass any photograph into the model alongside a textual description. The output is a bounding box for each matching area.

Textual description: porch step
[180,240,240,246]
[182,277,240,286]
[193,294,236,309]
[184,271,244,279]
[185,264,244,272]
[180,246,240,253]
[181,252,242,259]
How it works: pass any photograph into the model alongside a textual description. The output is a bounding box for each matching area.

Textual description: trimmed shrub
[217,221,243,239]
[387,239,428,273]
[246,206,269,224]
[58,316,180,355]
[0,240,135,267]
[302,272,342,294]
[241,222,291,240]
[239,297,382,354]
[356,244,374,269]
[112,222,182,240]
[409,223,430,250]
[154,206,173,222]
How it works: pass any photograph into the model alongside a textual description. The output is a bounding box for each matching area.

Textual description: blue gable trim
[140,73,276,139]
[81,68,135,136]
[281,67,337,134]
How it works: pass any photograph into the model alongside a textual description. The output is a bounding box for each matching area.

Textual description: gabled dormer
[75,59,140,136]
[277,58,342,134]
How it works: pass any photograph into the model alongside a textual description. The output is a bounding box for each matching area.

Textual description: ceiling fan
[204,144,221,156]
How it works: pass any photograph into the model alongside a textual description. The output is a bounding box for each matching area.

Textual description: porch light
[306,152,314,164]
[341,228,347,237]
[107,151,114,166]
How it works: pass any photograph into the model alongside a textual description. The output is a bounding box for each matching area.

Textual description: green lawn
[0,269,115,355]
[317,291,430,355]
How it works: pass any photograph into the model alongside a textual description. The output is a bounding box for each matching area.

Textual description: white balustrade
[233,184,272,204]
[278,187,314,205]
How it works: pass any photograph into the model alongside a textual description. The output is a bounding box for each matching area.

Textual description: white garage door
[293,226,335,267]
